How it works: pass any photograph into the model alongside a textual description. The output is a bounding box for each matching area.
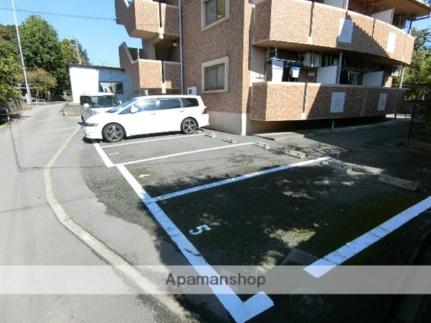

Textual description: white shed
[69,64,133,104]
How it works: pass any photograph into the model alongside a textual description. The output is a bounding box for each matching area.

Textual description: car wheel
[103,123,125,142]
[181,118,198,134]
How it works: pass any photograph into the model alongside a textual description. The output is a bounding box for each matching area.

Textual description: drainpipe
[396,19,414,119]
[336,52,343,84]
[178,0,184,94]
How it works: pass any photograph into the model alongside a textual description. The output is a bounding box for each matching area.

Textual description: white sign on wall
[316,65,338,84]
[330,92,346,113]
[363,71,384,86]
[387,32,396,53]
[338,18,353,44]
[271,58,284,82]
[378,93,388,111]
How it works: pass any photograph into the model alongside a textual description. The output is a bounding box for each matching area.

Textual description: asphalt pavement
[1,103,431,323]
[0,104,180,323]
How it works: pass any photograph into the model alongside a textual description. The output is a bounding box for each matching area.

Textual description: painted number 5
[189,224,211,236]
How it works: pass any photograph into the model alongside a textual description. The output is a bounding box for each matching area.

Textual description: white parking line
[116,164,274,322]
[101,133,205,149]
[153,157,331,202]
[304,196,431,278]
[93,143,114,168]
[120,142,254,166]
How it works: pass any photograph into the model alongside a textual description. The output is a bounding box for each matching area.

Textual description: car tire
[181,118,198,134]
[102,123,125,142]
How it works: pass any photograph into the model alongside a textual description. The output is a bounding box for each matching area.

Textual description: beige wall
[118,0,417,135]
[163,62,181,90]
[119,44,180,91]
[253,0,415,65]
[116,0,179,40]
[251,82,404,121]
[182,0,248,130]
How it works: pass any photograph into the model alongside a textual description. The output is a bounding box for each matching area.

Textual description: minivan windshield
[107,98,138,113]
[81,95,120,109]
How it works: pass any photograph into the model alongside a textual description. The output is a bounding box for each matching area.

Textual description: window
[135,100,158,111]
[202,0,229,29]
[80,95,120,108]
[99,82,124,94]
[181,98,199,107]
[156,99,181,110]
[202,56,229,92]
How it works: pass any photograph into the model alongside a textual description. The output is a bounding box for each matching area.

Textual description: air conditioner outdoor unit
[187,86,197,95]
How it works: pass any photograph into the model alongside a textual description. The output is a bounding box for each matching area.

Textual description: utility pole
[11,0,31,104]
[74,39,82,64]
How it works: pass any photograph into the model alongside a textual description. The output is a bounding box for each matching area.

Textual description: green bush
[425,116,431,138]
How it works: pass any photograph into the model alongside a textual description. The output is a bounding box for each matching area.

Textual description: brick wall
[251,82,405,121]
[253,0,414,65]
[182,0,246,114]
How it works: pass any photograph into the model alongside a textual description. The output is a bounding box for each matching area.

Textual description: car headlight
[85,122,98,127]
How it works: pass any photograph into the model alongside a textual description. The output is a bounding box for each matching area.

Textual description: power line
[0,6,178,27]
[0,7,116,21]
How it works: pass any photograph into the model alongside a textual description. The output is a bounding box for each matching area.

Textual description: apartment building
[115,0,430,135]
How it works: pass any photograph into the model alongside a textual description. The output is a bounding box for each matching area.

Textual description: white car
[82,95,209,142]
[80,93,120,122]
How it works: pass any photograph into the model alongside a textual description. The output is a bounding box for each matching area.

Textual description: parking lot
[83,127,431,322]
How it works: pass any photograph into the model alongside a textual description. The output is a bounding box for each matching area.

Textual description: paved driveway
[80,121,431,322]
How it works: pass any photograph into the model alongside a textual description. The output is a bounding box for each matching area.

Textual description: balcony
[253,0,416,65]
[119,43,180,91]
[250,82,404,121]
[115,0,179,41]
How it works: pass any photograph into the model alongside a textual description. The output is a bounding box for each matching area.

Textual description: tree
[58,39,89,92]
[0,56,21,104]
[19,16,62,77]
[0,25,20,104]
[25,68,57,99]
[0,25,17,58]
[17,16,90,94]
[403,28,431,100]
[60,38,89,66]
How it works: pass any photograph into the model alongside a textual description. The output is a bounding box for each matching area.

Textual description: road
[1,103,430,323]
[0,104,179,323]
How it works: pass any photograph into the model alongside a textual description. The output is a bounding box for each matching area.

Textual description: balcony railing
[250,82,405,121]
[119,43,180,90]
[115,0,179,40]
[254,0,415,65]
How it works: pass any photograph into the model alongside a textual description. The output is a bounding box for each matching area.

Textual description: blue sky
[0,0,141,67]
[0,0,430,67]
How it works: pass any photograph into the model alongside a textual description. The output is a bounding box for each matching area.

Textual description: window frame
[99,81,124,94]
[202,56,229,93]
[201,0,230,31]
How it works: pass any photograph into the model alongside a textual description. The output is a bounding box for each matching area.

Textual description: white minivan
[82,95,209,142]
[80,93,120,122]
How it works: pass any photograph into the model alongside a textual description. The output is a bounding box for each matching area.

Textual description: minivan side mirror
[83,103,90,108]
[130,106,139,114]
